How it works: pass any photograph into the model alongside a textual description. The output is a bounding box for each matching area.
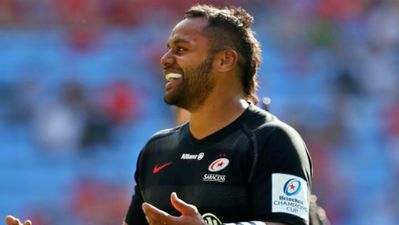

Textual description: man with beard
[123,4,312,225]
[6,4,313,225]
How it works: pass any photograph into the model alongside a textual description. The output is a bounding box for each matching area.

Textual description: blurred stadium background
[1,0,399,224]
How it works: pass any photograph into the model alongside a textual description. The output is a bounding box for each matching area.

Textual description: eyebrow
[167,38,191,48]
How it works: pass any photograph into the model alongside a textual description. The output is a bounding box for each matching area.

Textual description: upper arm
[250,126,312,225]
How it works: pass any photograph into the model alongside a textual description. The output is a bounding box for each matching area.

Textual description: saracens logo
[283,178,301,196]
[208,158,229,172]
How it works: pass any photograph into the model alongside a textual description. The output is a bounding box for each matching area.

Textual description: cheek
[173,59,189,74]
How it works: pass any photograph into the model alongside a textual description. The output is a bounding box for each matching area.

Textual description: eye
[176,47,187,54]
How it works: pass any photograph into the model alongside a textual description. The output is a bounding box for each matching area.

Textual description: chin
[164,96,190,110]
[164,95,180,106]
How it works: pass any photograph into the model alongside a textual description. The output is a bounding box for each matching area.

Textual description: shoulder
[246,106,312,182]
[142,123,186,151]
[149,126,181,141]
[245,104,302,140]
[245,105,309,163]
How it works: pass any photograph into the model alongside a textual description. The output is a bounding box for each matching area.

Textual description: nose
[160,49,174,68]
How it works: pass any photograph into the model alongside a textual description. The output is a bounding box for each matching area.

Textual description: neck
[188,97,249,140]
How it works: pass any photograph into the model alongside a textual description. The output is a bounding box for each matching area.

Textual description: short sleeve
[250,126,313,225]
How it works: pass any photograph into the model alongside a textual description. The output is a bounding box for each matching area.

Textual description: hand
[5,215,32,225]
[142,192,206,225]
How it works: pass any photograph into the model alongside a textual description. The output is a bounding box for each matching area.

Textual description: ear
[214,49,238,72]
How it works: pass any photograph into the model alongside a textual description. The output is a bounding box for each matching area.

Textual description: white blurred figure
[32,81,87,152]
[360,1,399,102]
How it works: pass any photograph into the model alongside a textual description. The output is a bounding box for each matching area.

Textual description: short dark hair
[184,4,261,104]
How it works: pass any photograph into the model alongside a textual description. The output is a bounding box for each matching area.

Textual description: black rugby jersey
[125,104,313,225]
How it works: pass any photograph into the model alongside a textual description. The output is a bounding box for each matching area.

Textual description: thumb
[5,215,20,225]
[5,215,32,225]
[170,192,198,216]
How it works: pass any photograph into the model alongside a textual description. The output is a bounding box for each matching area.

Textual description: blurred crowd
[0,0,398,225]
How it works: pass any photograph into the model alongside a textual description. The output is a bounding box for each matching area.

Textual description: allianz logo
[180,152,204,160]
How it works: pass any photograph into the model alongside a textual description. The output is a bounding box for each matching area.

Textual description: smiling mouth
[165,73,183,81]
[164,72,183,91]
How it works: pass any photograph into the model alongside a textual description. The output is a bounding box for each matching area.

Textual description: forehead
[167,17,209,46]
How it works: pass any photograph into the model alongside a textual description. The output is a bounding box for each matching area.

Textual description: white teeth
[165,73,182,81]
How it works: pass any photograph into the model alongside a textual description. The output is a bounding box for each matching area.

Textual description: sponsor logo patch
[202,213,222,225]
[272,173,309,221]
[208,158,229,172]
[284,178,301,196]
[152,162,172,174]
[203,174,226,183]
[180,152,204,160]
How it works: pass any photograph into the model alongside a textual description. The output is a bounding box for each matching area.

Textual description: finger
[170,192,198,216]
[24,220,32,225]
[142,202,170,225]
[5,215,22,225]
